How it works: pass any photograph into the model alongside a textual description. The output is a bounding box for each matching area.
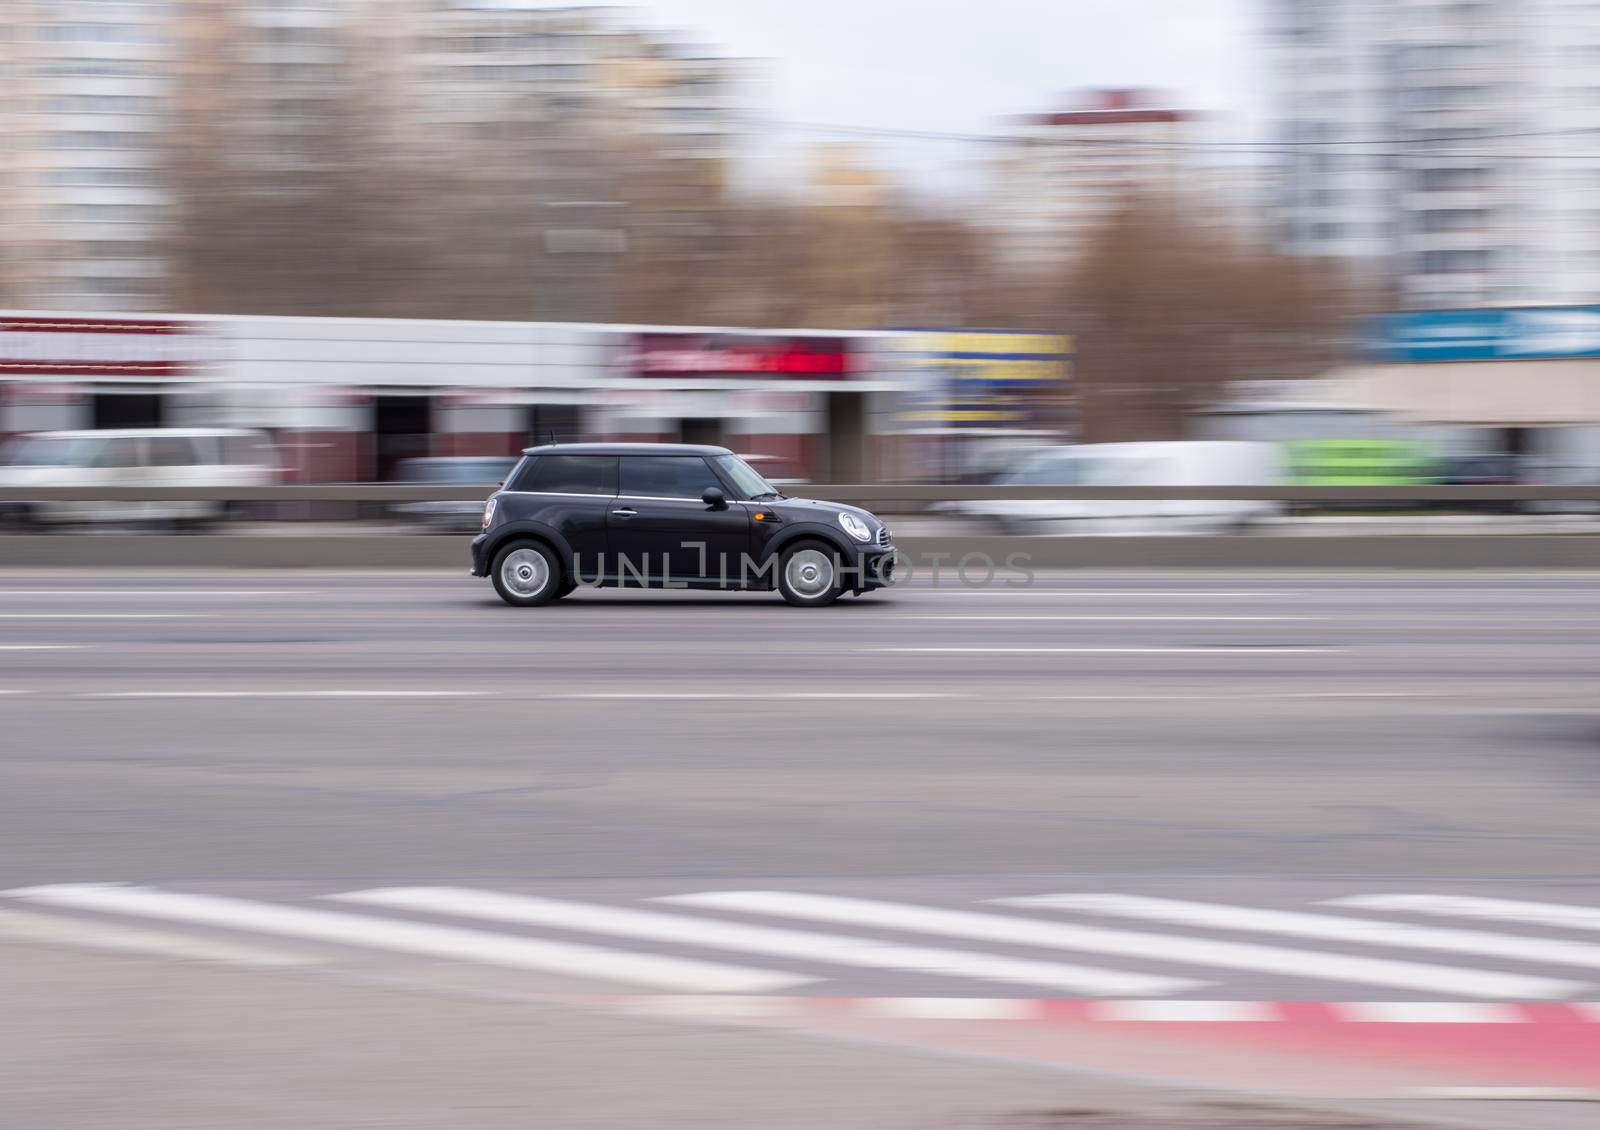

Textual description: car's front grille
[876,525,892,548]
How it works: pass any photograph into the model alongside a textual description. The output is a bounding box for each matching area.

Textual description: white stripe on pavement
[2,884,810,994]
[1088,1000,1276,1022]
[1333,1002,1524,1024]
[0,907,318,968]
[857,997,1036,1020]
[0,645,85,652]
[82,691,492,700]
[0,614,199,620]
[542,692,962,701]
[925,591,1298,599]
[1329,894,1600,933]
[658,892,1588,1000]
[331,888,1204,998]
[998,894,1600,970]
[863,647,1340,655]
[904,615,1315,622]
[0,590,313,597]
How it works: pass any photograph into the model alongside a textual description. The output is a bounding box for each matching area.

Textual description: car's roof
[519,442,734,457]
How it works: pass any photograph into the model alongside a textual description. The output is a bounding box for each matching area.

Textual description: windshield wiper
[750,490,786,501]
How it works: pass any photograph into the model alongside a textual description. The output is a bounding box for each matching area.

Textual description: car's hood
[765,496,884,527]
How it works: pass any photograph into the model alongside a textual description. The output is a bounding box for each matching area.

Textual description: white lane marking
[0,590,314,597]
[1406,1087,1600,1101]
[1330,894,1600,933]
[1089,1000,1276,1022]
[0,690,33,696]
[0,645,85,652]
[331,888,1203,998]
[905,615,1316,622]
[1030,692,1420,701]
[0,907,318,968]
[925,591,1299,599]
[863,647,1340,655]
[0,614,199,620]
[1002,894,1600,970]
[81,691,493,700]
[858,997,1035,1020]
[543,692,962,701]
[1334,1002,1524,1024]
[3,884,810,994]
[659,892,1589,1000]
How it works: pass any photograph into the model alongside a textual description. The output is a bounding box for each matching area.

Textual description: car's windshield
[713,454,780,499]
[0,436,101,467]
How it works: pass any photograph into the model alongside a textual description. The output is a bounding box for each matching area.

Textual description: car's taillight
[481,497,497,531]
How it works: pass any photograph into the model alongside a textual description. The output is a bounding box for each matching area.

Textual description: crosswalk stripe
[1329,894,1600,933]
[999,894,1600,970]
[330,887,1204,998]
[659,892,1589,1000]
[1,884,811,995]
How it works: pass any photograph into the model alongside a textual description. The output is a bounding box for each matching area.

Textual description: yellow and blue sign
[899,331,1073,426]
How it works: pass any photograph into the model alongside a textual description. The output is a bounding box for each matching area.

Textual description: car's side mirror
[702,487,728,511]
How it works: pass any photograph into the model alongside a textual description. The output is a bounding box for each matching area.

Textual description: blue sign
[1369,307,1600,363]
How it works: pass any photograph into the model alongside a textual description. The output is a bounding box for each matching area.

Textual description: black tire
[776,539,844,608]
[491,539,562,607]
[552,580,578,600]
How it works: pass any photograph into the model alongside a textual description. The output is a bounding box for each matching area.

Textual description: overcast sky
[618,0,1266,191]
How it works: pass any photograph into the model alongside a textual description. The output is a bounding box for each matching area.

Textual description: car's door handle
[611,508,637,518]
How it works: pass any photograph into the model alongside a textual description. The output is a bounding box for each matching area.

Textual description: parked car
[391,456,519,532]
[471,443,897,607]
[0,428,277,530]
[939,441,1286,535]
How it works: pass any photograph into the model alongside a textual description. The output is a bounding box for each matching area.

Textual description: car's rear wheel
[491,540,562,607]
[777,540,843,608]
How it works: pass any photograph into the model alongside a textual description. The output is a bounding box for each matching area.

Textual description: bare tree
[1063,194,1366,442]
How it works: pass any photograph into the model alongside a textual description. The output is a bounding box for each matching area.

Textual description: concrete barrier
[5,534,1600,569]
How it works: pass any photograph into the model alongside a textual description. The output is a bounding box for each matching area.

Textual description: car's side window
[618,456,724,500]
[513,455,617,495]
[147,436,199,468]
[91,438,142,469]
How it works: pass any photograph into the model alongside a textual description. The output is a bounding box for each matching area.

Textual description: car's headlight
[837,511,873,542]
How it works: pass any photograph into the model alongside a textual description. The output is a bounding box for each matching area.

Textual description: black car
[470,443,897,607]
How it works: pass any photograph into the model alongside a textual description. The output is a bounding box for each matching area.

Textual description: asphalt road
[4,567,1600,1128]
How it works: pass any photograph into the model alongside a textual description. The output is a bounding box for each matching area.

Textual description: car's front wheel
[491,540,562,607]
[777,540,844,608]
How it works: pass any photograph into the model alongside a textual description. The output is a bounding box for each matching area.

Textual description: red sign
[624,334,853,379]
[0,316,215,378]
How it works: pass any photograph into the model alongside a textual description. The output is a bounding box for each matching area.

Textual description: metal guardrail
[2,484,1600,502]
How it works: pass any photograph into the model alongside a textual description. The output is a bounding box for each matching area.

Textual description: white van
[946,441,1285,535]
[0,429,278,528]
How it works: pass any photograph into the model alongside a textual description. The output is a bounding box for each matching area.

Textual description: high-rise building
[989,89,1194,270]
[1269,0,1600,307]
[0,1,177,311]
[0,1,747,314]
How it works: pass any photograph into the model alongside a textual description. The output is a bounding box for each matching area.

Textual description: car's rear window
[512,455,617,495]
